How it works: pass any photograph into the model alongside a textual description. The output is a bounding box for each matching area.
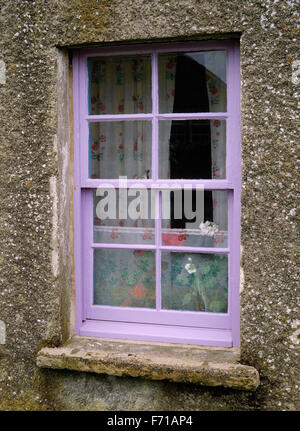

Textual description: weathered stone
[37,336,259,391]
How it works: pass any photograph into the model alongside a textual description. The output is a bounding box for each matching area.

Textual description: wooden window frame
[72,40,241,347]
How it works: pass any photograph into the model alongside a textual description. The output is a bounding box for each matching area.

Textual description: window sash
[77,42,236,186]
[83,187,232,321]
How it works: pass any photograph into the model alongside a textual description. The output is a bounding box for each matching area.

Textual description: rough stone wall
[0,0,299,410]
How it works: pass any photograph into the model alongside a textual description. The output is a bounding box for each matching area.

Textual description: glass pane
[161,190,228,248]
[162,252,228,313]
[94,190,155,244]
[159,119,226,179]
[93,249,156,308]
[158,50,227,113]
[89,121,152,179]
[88,55,152,115]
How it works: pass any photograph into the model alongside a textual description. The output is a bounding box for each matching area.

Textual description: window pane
[161,191,228,248]
[88,55,152,115]
[93,249,156,308]
[162,252,228,313]
[159,120,226,179]
[89,121,152,179]
[93,190,155,244]
[158,50,227,113]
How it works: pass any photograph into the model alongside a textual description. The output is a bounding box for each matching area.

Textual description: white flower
[199,221,219,237]
[185,258,197,274]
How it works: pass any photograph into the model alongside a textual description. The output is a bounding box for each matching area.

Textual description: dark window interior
[169,55,213,228]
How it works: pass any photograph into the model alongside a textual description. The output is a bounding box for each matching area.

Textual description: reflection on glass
[89,121,152,179]
[162,252,228,313]
[161,191,228,248]
[93,190,155,245]
[159,120,226,179]
[158,50,227,113]
[88,55,152,115]
[93,249,156,308]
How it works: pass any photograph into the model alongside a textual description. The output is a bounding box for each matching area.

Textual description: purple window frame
[72,40,241,347]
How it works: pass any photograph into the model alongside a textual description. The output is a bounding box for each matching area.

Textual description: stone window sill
[36,336,259,391]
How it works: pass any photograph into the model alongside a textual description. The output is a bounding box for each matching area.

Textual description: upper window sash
[73,41,240,187]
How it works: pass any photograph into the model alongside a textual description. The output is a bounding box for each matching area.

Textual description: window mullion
[152,51,162,312]
[152,51,159,181]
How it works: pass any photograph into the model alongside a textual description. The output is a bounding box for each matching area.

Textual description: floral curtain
[94,249,156,308]
[90,55,177,245]
[89,55,152,180]
[91,55,174,307]
[91,53,228,312]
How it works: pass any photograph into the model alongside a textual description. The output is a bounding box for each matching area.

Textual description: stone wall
[0,0,299,410]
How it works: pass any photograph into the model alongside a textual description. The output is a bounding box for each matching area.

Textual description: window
[73,41,240,347]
